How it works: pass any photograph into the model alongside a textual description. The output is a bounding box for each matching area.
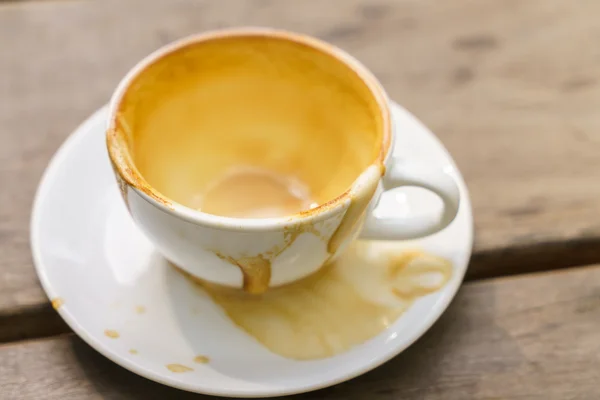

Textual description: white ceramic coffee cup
[106,28,460,294]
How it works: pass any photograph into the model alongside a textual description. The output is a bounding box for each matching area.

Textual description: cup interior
[111,32,387,218]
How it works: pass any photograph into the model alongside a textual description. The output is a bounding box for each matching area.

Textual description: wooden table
[2,0,600,398]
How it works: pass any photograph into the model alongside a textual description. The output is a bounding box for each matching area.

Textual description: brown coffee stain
[388,251,453,299]
[214,222,325,295]
[106,125,174,211]
[51,297,64,310]
[283,223,323,242]
[263,223,323,260]
[193,355,210,364]
[203,170,326,295]
[104,329,120,339]
[135,305,146,314]
[129,349,138,355]
[166,364,193,373]
[327,164,384,255]
[198,166,315,218]
[214,252,271,294]
[198,166,325,295]
[112,164,130,211]
[184,244,452,360]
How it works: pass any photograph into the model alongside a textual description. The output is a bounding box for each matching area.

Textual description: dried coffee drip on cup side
[203,163,384,294]
[198,166,322,294]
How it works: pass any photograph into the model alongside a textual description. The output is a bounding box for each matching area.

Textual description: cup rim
[106,26,392,231]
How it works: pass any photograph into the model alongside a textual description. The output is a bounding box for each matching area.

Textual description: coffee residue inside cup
[180,243,452,360]
[197,166,317,219]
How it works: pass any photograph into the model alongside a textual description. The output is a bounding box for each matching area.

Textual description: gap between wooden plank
[0,303,69,343]
[468,236,600,280]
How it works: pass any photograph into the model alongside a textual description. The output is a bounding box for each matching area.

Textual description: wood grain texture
[2,265,600,399]
[2,0,600,338]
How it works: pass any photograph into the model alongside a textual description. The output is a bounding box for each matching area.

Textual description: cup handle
[359,157,461,240]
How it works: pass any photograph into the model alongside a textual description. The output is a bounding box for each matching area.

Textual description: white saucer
[31,102,473,398]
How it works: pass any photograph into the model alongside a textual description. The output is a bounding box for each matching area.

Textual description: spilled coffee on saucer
[115,33,454,360]
[181,245,452,360]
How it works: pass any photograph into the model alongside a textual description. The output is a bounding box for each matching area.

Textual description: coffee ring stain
[51,297,64,310]
[135,305,146,314]
[193,355,210,364]
[104,329,120,339]
[166,364,193,373]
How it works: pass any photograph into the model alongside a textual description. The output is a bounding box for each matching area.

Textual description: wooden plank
[2,265,600,399]
[2,0,600,339]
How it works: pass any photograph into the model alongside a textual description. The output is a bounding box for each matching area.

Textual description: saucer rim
[30,103,473,398]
